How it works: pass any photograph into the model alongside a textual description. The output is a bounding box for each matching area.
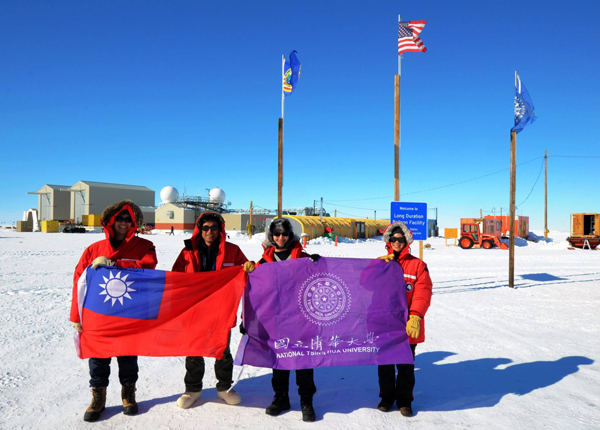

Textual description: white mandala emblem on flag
[98,271,136,306]
[299,273,351,326]
[514,96,526,121]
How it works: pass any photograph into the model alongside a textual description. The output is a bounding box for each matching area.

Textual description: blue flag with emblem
[511,72,536,134]
[283,50,301,97]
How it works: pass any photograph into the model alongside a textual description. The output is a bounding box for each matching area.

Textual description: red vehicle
[459,223,508,250]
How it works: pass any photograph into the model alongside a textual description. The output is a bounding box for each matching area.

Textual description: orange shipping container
[485,215,529,239]
[570,213,600,237]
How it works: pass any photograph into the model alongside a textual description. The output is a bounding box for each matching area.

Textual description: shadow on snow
[92,352,593,419]
[166,352,593,417]
[434,272,600,294]
[417,352,593,411]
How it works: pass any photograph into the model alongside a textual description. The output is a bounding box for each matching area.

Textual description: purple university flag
[234,257,413,370]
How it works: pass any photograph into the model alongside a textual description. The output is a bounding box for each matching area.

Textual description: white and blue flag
[512,72,536,134]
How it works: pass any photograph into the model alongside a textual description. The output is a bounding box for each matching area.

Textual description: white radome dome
[160,185,179,203]
[209,187,226,204]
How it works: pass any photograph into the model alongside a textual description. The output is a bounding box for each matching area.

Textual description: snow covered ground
[0,229,598,429]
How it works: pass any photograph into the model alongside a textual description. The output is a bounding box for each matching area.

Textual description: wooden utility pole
[544,150,548,238]
[394,75,401,201]
[277,118,283,218]
[249,200,253,240]
[394,15,401,201]
[320,197,323,222]
[509,130,517,288]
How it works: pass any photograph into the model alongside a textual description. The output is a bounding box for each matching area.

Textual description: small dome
[160,185,179,203]
[209,187,226,204]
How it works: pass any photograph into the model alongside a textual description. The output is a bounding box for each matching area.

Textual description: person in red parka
[245,218,320,422]
[70,200,158,422]
[172,212,248,409]
[377,221,432,417]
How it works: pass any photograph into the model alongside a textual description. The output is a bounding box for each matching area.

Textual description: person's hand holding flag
[91,256,115,269]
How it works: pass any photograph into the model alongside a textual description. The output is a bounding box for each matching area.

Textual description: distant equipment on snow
[160,185,179,204]
[567,213,600,249]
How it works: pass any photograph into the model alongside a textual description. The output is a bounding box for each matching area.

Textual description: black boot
[300,396,316,422]
[83,387,106,422]
[121,383,138,415]
[399,405,413,417]
[265,392,291,416]
[377,398,395,412]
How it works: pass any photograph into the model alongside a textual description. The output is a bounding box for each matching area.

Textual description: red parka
[383,221,433,344]
[171,212,248,273]
[70,202,158,323]
[259,240,308,263]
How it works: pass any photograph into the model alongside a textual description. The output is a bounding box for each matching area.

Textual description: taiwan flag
[75,266,246,359]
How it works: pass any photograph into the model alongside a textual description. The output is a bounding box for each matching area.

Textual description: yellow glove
[72,322,83,333]
[243,261,256,273]
[378,254,395,262]
[91,256,115,269]
[406,315,422,339]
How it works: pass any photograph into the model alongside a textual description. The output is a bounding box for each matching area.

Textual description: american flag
[398,20,427,55]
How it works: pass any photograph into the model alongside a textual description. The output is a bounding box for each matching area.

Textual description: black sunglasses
[115,216,133,223]
[201,225,220,232]
[273,232,290,237]
[389,236,407,244]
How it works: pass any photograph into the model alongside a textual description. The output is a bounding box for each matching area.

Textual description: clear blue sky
[1,1,598,231]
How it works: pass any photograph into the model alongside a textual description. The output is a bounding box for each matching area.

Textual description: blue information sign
[390,202,428,240]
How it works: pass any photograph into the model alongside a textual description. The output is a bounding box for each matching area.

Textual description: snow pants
[89,356,138,388]
[377,344,417,407]
[272,368,317,398]
[184,334,233,392]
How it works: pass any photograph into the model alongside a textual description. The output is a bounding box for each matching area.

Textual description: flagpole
[544,150,548,238]
[278,55,285,218]
[281,55,285,120]
[509,102,517,288]
[394,14,401,202]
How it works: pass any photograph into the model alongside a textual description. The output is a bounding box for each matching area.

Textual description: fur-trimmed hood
[262,234,301,250]
[101,200,143,241]
[382,221,414,245]
[264,218,300,250]
[190,212,226,249]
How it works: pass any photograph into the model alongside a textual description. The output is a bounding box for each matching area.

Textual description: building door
[41,194,51,221]
[74,190,86,223]
[356,221,365,239]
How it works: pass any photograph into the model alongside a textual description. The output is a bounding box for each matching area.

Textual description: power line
[335,210,366,217]
[480,158,545,213]
[548,155,600,158]
[327,195,393,202]
[324,157,545,212]
[269,154,600,215]
[328,156,545,206]
[402,156,543,196]
[323,201,389,211]
[326,155,600,205]
[516,157,544,208]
